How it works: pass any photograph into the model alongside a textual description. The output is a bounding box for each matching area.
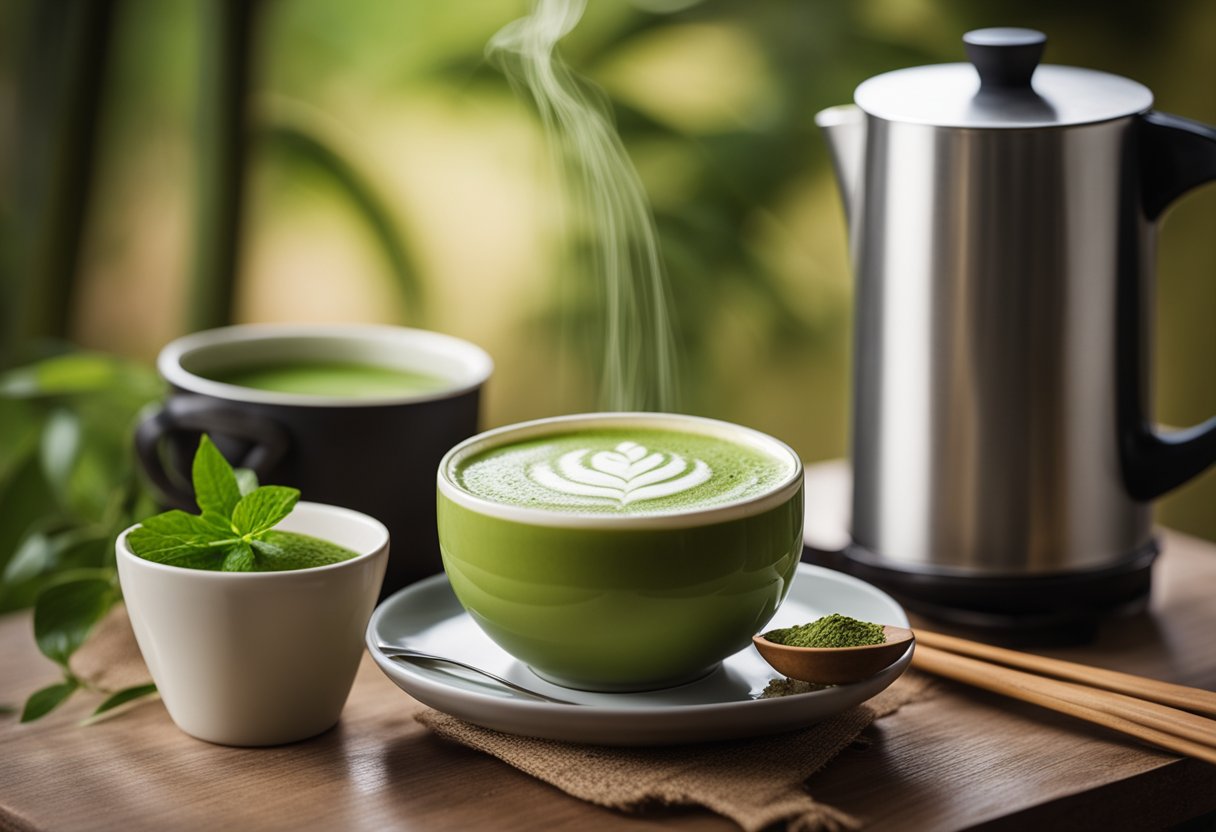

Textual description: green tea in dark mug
[137,324,493,597]
[203,362,450,399]
[437,413,805,692]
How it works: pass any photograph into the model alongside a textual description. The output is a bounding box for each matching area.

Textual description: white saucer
[366,563,911,746]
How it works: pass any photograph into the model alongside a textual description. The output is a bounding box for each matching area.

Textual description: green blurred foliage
[0,0,1212,583]
[0,352,162,612]
[0,348,162,719]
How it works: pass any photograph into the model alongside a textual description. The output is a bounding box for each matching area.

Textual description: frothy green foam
[452,427,796,515]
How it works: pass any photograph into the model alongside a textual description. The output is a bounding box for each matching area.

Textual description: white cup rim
[158,323,493,408]
[437,412,804,529]
[116,501,390,578]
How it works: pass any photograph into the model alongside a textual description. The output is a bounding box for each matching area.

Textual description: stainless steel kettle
[818,28,1216,631]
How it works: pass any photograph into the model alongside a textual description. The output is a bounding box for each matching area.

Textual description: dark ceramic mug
[135,324,492,595]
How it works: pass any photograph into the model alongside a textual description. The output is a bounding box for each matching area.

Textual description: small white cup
[117,502,388,746]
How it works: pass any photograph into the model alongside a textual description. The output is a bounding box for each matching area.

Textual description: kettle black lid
[854,28,1153,128]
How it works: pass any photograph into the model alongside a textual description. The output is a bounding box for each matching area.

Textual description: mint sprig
[127,436,300,571]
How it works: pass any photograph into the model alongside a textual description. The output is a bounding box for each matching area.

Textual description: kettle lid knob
[963,28,1046,89]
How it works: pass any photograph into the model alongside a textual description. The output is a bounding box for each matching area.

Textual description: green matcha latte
[437,414,805,691]
[453,427,795,516]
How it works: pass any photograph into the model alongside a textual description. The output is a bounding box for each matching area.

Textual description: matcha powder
[763,614,886,649]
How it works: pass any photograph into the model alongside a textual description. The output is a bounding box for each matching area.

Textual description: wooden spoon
[752,625,915,685]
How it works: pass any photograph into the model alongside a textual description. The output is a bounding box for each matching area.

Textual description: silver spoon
[375,644,582,705]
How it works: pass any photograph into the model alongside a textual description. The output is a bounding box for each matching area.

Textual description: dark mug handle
[135,395,291,509]
[1118,111,1216,501]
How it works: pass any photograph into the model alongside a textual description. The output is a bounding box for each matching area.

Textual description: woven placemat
[417,672,934,832]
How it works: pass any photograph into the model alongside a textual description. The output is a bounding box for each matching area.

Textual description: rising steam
[489,0,679,412]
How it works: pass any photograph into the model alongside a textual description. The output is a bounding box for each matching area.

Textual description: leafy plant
[21,573,151,723]
[0,349,163,721]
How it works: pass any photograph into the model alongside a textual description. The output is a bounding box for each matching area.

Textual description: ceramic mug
[116,502,389,746]
[135,323,492,595]
[437,413,805,691]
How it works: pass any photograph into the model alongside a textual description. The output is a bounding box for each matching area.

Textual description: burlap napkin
[417,672,934,832]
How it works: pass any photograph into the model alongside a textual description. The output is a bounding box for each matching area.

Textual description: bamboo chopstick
[911,644,1216,766]
[915,628,1216,718]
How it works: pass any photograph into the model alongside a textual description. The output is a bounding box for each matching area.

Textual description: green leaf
[126,506,240,569]
[2,526,102,612]
[21,679,79,722]
[0,353,161,401]
[2,524,104,588]
[200,510,236,537]
[139,510,220,538]
[3,531,54,586]
[0,454,58,596]
[33,577,116,665]
[39,408,82,500]
[57,411,134,522]
[221,542,254,572]
[92,683,157,717]
[125,526,227,567]
[231,486,299,537]
[192,435,241,518]
[0,355,117,398]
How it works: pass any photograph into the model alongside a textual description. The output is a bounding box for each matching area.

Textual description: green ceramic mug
[437,412,804,691]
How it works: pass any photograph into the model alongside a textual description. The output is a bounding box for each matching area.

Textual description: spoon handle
[375,645,582,706]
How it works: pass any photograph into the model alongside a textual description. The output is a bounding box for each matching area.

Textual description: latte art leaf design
[530,441,712,506]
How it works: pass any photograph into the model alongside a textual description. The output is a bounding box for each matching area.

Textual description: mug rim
[116,501,390,579]
[437,412,804,529]
[158,323,493,408]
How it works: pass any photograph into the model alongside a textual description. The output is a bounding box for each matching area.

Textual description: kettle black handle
[1118,111,1216,501]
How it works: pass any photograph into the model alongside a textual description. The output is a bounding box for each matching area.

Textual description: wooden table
[4,481,1215,830]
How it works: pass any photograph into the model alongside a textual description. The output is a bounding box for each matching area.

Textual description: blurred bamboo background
[0,0,1213,610]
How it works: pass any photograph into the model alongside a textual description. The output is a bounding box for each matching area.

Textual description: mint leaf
[199,510,236,537]
[125,530,228,569]
[221,542,254,572]
[231,486,299,536]
[192,435,241,517]
[127,508,237,568]
[127,434,300,574]
[21,680,79,722]
[140,509,218,537]
[34,577,116,666]
[92,683,157,717]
